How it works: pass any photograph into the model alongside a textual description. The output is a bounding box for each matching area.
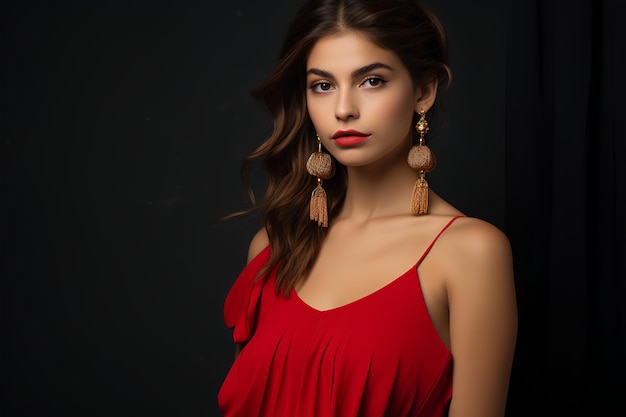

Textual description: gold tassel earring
[306,135,335,227]
[407,110,436,215]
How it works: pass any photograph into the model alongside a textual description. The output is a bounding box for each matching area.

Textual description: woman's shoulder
[433,215,512,267]
[447,216,511,256]
[247,227,270,263]
[435,215,514,287]
[426,191,509,256]
[425,193,510,256]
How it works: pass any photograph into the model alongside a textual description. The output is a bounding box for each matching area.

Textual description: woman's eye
[362,77,385,88]
[311,82,334,92]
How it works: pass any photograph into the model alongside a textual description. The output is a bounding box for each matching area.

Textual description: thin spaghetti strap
[416,215,464,266]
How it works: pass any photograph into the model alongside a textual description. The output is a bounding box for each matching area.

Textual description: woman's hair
[236,0,451,295]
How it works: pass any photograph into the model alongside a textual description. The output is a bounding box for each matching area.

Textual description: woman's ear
[414,78,438,113]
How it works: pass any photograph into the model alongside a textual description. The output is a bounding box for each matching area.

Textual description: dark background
[3,0,623,416]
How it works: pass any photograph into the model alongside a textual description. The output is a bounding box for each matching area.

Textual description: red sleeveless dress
[218,216,461,417]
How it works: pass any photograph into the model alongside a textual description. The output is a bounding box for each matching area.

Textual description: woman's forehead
[306,32,403,74]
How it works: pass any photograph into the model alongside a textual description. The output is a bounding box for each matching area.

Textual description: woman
[218,0,517,416]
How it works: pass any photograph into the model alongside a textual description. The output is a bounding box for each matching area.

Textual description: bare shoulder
[444,216,512,262]
[247,227,270,263]
[437,216,514,287]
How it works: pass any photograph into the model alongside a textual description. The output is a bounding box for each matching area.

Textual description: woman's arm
[445,219,518,417]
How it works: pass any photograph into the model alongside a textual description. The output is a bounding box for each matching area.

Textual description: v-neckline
[291,265,418,313]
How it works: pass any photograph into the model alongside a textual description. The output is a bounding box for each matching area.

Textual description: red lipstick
[331,129,369,147]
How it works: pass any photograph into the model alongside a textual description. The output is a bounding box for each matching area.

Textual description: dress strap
[416,215,464,266]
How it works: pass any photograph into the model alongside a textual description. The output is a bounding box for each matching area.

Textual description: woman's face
[306,31,427,168]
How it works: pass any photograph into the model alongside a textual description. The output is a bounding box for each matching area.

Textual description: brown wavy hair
[233,0,451,295]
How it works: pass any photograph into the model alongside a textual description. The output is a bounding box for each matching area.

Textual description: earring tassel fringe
[410,176,429,215]
[310,182,328,227]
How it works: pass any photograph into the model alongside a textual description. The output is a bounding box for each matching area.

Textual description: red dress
[218,216,461,417]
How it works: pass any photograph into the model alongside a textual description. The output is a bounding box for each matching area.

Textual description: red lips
[332,129,367,139]
[331,129,369,147]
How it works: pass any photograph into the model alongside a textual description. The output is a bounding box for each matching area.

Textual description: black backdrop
[2,1,623,416]
[504,0,625,415]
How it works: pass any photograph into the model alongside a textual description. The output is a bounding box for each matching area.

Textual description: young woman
[218,1,517,416]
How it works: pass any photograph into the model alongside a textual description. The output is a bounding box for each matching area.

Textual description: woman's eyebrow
[352,62,393,78]
[306,62,394,79]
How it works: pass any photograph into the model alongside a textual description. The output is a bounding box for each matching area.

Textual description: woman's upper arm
[445,219,518,417]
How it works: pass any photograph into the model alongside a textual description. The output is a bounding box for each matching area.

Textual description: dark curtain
[504,0,626,414]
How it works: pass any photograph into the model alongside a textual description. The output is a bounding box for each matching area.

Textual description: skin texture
[244,32,517,417]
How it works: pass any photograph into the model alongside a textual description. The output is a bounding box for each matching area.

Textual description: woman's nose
[335,89,359,120]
